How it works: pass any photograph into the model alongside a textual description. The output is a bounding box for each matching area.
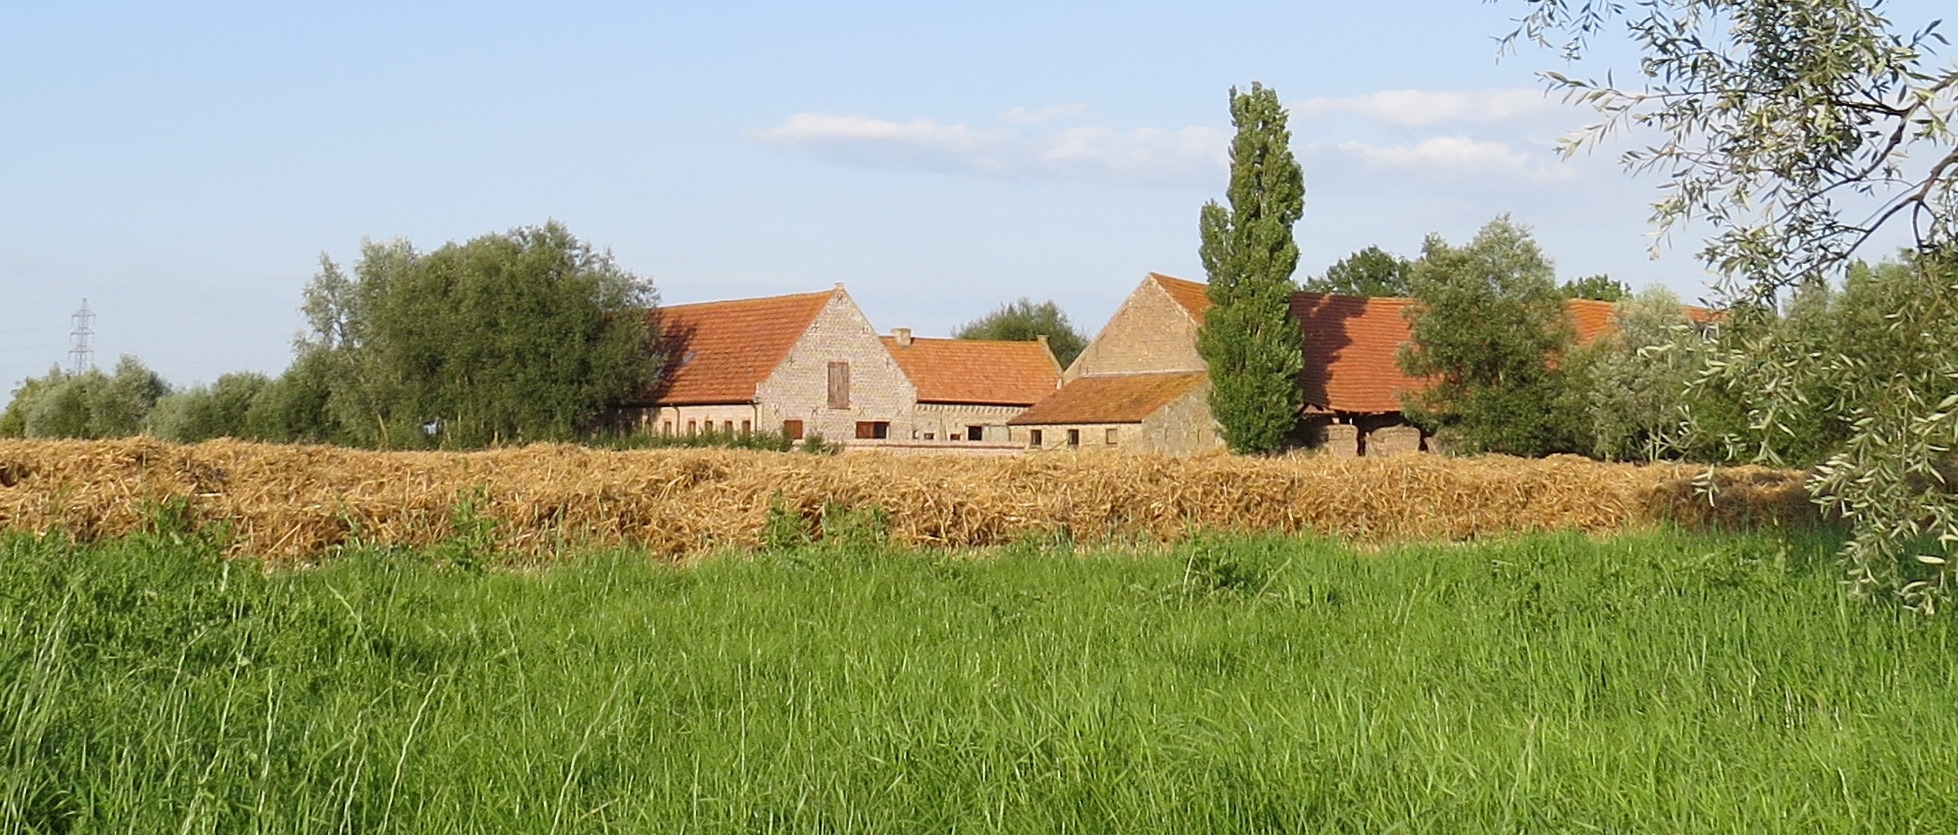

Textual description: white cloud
[750,110,1226,187]
[1294,88,1573,128]
[1003,102,1095,125]
[1321,136,1574,181]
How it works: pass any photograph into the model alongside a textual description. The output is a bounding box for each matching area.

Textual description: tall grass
[2,528,1955,832]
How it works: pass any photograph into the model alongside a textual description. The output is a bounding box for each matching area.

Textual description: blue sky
[2,1,1946,395]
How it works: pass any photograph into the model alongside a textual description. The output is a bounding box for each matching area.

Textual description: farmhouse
[1013,273,1637,456]
[620,285,918,444]
[619,285,1060,449]
[879,329,1059,444]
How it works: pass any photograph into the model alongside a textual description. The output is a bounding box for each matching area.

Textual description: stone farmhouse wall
[911,403,1023,443]
[1066,279,1204,380]
[755,291,917,443]
[1021,381,1222,456]
[633,404,762,437]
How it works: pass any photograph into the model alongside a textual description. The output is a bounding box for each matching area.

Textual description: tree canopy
[1196,82,1306,455]
[1399,217,1588,457]
[299,221,663,448]
[1302,246,1411,297]
[953,298,1087,367]
[1510,0,1958,609]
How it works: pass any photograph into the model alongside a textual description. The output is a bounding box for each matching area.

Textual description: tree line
[1,221,1091,448]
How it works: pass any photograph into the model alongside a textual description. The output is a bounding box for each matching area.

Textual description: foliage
[1509,0,1958,607]
[1196,82,1306,454]
[1561,274,1629,301]
[1512,0,1956,297]
[952,297,1088,367]
[5,357,170,440]
[13,530,1958,830]
[151,372,270,444]
[1301,245,1410,297]
[1399,217,1590,456]
[0,367,66,438]
[298,221,663,449]
[1585,287,1703,460]
[240,352,344,445]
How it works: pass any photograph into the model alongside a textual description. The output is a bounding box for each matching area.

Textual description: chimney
[892,327,913,347]
[1036,334,1049,347]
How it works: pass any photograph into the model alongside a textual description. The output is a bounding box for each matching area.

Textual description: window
[740,420,751,435]
[687,420,697,435]
[783,419,804,440]
[1029,429,1043,447]
[967,425,984,442]
[662,421,673,437]
[723,420,734,434]
[1066,429,1080,447]
[924,432,935,440]
[827,362,850,409]
[854,421,889,439]
[1105,428,1118,445]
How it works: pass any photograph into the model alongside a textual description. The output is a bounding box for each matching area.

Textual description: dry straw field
[0,438,1814,560]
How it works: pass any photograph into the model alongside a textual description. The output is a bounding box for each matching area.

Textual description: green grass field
[4,526,1956,833]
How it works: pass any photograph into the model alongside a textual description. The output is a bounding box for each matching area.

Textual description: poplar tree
[1196,83,1305,454]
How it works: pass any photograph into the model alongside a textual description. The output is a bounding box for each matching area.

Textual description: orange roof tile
[641,290,835,406]
[1150,272,1213,319]
[1565,298,1617,343]
[881,336,1059,406]
[1008,371,1208,425]
[1291,292,1427,414]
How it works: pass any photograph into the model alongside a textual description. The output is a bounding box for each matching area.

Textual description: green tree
[1511,0,1958,608]
[13,357,169,440]
[243,353,341,444]
[1561,274,1628,302]
[1399,217,1588,457]
[1302,245,1411,297]
[1196,82,1306,455]
[1585,287,1702,460]
[152,372,270,443]
[0,367,68,438]
[952,298,1087,367]
[299,221,663,448]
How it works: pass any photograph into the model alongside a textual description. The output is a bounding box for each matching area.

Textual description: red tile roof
[1150,272,1213,319]
[1143,275,1700,415]
[880,336,1059,406]
[1008,371,1208,426]
[1291,292,1427,414]
[641,290,835,406]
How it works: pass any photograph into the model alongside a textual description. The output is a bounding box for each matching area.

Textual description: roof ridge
[660,288,838,311]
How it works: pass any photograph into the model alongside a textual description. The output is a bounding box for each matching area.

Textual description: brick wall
[912,403,1023,442]
[635,405,762,437]
[1137,378,1225,455]
[1066,278,1205,380]
[755,290,917,443]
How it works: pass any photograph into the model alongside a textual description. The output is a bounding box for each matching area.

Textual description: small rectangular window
[854,421,889,440]
[967,425,984,442]
[687,420,697,435]
[723,420,734,435]
[740,420,751,435]
[1105,428,1118,445]
[827,362,851,409]
[1029,429,1043,447]
[924,432,935,440]
[783,419,804,440]
[662,421,673,437]
[1066,429,1080,447]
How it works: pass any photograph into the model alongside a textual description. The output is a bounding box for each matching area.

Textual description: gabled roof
[1291,292,1426,414]
[880,336,1060,406]
[642,289,836,406]
[1149,272,1213,319]
[1008,371,1208,426]
[1565,298,1617,343]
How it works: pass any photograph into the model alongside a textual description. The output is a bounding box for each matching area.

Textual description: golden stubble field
[0,438,1816,561]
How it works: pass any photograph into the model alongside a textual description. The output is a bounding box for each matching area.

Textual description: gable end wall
[755,291,918,441]
[1065,278,1206,380]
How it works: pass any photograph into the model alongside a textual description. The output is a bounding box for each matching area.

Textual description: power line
[68,299,94,374]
